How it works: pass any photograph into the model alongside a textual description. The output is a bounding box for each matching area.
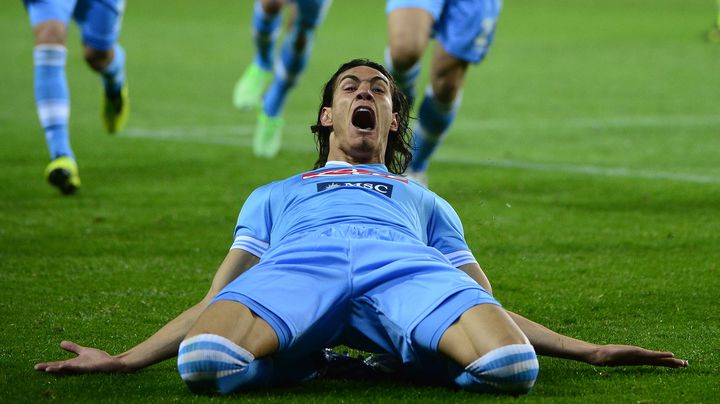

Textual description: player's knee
[390,46,424,72]
[33,21,66,45]
[260,0,284,14]
[431,77,463,104]
[454,344,539,395]
[83,46,112,72]
[289,24,314,51]
[177,334,268,395]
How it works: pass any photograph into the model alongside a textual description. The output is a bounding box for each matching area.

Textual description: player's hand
[34,340,126,374]
[589,344,688,368]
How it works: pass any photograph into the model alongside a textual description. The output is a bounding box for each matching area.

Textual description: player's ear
[390,112,399,132]
[320,107,333,126]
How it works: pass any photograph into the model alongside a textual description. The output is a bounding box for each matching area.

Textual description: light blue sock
[385,47,421,108]
[263,24,314,117]
[410,86,461,172]
[101,44,125,96]
[454,344,539,394]
[178,334,273,394]
[177,334,320,395]
[252,0,281,71]
[34,44,73,160]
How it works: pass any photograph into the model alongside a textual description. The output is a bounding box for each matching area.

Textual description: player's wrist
[583,344,606,366]
[113,354,137,373]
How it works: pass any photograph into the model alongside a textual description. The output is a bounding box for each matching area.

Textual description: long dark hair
[310,59,412,174]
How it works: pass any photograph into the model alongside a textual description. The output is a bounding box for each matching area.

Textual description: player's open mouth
[352,107,376,131]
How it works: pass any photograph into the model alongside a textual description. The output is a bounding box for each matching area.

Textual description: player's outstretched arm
[506,311,688,368]
[34,249,259,374]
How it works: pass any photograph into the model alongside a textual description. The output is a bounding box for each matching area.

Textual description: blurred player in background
[233,0,332,158]
[385,0,502,186]
[708,0,720,42]
[23,0,129,195]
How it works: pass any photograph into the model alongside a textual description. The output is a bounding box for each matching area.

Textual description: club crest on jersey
[302,168,408,183]
[317,181,394,197]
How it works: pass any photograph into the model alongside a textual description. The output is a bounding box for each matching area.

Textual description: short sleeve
[427,195,478,267]
[230,184,274,257]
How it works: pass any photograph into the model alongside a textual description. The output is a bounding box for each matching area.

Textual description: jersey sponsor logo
[317,181,393,197]
[302,168,408,183]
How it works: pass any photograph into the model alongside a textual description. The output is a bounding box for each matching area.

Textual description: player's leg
[26,0,80,194]
[385,5,435,108]
[254,0,331,158]
[178,300,282,394]
[709,0,720,43]
[233,0,283,110]
[406,47,467,186]
[76,0,128,134]
[407,0,502,186]
[437,304,538,394]
[180,237,352,394]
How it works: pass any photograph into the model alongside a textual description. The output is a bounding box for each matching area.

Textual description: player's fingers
[658,357,688,368]
[43,363,86,374]
[35,359,73,370]
[59,340,83,354]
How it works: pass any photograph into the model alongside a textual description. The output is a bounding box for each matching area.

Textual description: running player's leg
[254,0,331,158]
[385,3,436,108]
[233,0,282,110]
[709,0,720,42]
[408,0,502,186]
[407,48,467,183]
[76,0,128,133]
[26,0,80,194]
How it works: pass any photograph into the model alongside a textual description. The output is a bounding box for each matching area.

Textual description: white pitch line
[123,115,720,185]
[445,156,720,184]
[452,114,720,131]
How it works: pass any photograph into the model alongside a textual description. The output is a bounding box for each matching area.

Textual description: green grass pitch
[1,0,719,402]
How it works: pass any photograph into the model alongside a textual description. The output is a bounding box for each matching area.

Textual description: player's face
[321,66,399,164]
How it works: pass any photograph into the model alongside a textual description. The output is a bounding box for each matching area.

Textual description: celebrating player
[233,0,332,158]
[35,60,686,396]
[23,0,130,195]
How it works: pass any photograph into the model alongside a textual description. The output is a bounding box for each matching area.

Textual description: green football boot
[253,111,283,158]
[233,64,272,110]
[44,156,81,195]
[103,82,129,134]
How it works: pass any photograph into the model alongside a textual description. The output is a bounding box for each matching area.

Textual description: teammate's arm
[34,249,259,374]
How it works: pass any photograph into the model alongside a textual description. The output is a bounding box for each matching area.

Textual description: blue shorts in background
[24,0,125,50]
[386,0,502,63]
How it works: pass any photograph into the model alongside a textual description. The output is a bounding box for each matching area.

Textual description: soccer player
[35,60,687,396]
[233,0,332,158]
[709,0,720,43]
[385,0,502,186]
[24,0,129,195]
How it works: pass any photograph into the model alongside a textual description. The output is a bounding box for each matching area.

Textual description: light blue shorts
[24,0,125,50]
[386,0,502,63]
[214,224,499,364]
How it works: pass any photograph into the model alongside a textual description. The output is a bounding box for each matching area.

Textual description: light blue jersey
[231,162,476,267]
[215,162,498,365]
